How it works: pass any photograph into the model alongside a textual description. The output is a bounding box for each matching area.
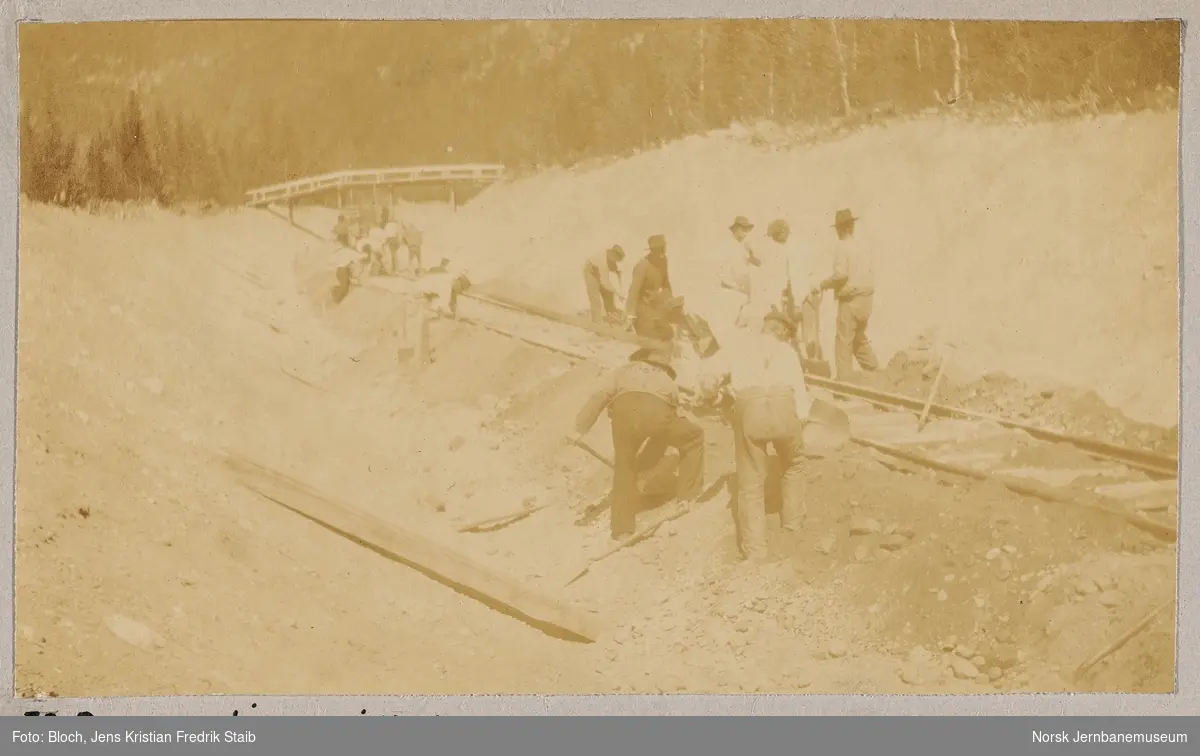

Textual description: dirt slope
[402,111,1177,427]
[14,202,611,696]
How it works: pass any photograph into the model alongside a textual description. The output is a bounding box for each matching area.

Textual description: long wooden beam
[805,377,1178,478]
[224,454,604,643]
[851,436,1177,542]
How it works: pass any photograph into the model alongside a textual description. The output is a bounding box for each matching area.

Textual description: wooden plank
[467,286,669,352]
[804,375,1178,478]
[851,436,1177,542]
[1093,480,1179,501]
[931,450,1007,470]
[224,455,604,643]
[990,466,1128,488]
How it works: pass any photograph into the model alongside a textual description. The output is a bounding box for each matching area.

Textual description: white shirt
[384,221,400,240]
[699,324,813,421]
[744,236,789,322]
[368,228,387,249]
[782,241,820,303]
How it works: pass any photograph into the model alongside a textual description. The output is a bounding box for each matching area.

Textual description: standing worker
[333,214,352,248]
[819,208,879,382]
[742,218,791,329]
[402,219,425,275]
[571,345,706,541]
[697,309,812,562]
[625,235,680,341]
[583,245,626,323]
[717,216,758,330]
[767,218,825,361]
[383,216,402,276]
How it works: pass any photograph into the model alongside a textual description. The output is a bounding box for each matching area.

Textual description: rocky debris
[853,544,871,563]
[1097,591,1123,608]
[988,666,1003,682]
[879,534,907,551]
[827,640,848,659]
[994,558,1014,582]
[950,655,980,680]
[849,517,882,536]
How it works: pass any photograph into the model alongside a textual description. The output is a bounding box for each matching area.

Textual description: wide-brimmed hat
[763,308,798,336]
[647,234,667,251]
[832,208,859,228]
[729,216,755,231]
[629,345,677,380]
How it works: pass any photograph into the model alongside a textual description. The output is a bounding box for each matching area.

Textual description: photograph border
[0,0,1193,716]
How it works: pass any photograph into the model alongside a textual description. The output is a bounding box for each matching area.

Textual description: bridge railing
[244,163,506,206]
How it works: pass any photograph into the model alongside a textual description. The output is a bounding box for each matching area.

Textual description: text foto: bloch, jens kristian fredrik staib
[13,729,257,745]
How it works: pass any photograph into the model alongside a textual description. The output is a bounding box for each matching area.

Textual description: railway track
[366,277,1180,543]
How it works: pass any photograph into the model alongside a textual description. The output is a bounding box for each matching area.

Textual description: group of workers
[572,208,874,562]
[333,206,425,282]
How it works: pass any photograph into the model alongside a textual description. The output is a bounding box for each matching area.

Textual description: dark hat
[647,234,667,251]
[629,345,677,380]
[833,208,859,227]
[729,216,755,231]
[608,244,626,260]
[767,219,790,238]
[763,308,798,335]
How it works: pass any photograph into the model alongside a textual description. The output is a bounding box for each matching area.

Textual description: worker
[583,245,626,323]
[707,216,751,334]
[417,256,471,317]
[571,344,706,540]
[384,217,402,276]
[625,235,680,341]
[697,308,812,562]
[764,218,824,360]
[740,218,790,330]
[819,208,879,382]
[402,219,425,275]
[333,214,351,248]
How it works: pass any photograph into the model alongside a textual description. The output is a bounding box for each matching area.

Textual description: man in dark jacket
[625,235,680,341]
[572,345,706,540]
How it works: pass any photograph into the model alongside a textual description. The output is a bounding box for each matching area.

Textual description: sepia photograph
[14,18,1180,699]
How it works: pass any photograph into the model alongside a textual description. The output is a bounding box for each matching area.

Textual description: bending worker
[697,308,812,562]
[571,344,706,541]
[583,245,626,323]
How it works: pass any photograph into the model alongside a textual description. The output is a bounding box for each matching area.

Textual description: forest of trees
[18,19,1181,210]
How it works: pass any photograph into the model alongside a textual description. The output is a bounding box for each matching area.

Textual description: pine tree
[114,90,162,201]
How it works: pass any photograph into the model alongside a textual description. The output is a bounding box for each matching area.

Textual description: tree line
[18,19,1181,209]
[20,89,240,208]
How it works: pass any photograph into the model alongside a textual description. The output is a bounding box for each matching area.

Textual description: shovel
[802,397,852,455]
